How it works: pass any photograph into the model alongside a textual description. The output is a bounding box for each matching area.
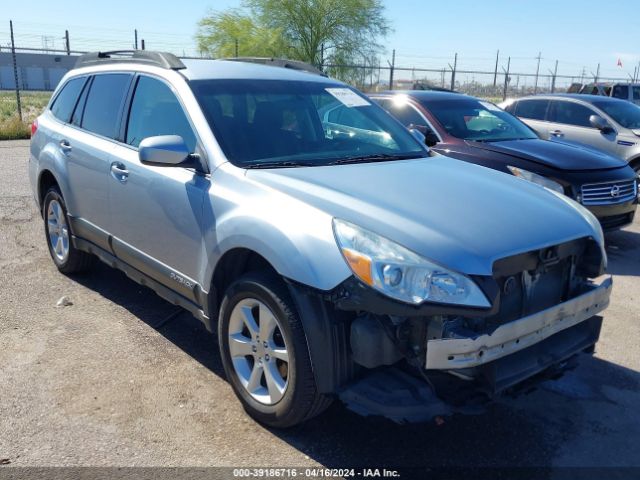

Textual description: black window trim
[70,75,94,127]
[120,72,209,173]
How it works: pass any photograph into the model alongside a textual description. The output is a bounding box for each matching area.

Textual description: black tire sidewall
[218,274,311,426]
[43,187,71,269]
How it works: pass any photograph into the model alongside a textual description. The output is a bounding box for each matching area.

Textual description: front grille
[581,178,637,206]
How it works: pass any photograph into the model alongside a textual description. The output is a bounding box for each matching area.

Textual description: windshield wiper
[244,160,318,169]
[327,153,424,165]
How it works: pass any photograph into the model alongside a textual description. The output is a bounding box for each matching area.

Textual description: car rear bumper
[425,275,612,370]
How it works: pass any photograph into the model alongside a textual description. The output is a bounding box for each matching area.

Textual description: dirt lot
[1,139,639,472]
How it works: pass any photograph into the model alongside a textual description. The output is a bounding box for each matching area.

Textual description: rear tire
[43,187,95,274]
[218,271,332,428]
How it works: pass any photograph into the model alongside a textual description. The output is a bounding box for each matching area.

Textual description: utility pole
[235,38,239,57]
[533,51,542,94]
[319,42,324,71]
[591,64,600,83]
[10,20,22,121]
[502,56,511,101]
[549,59,558,93]
[134,29,138,50]
[141,39,145,50]
[449,53,457,91]
[64,30,70,55]
[387,49,395,90]
[579,67,586,85]
[493,49,499,87]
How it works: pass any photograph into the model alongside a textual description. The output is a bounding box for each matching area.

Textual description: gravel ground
[0,140,639,471]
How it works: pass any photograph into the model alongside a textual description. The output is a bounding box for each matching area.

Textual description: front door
[546,100,619,156]
[108,75,208,302]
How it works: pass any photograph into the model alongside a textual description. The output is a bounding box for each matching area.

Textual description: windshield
[421,98,538,142]
[190,79,427,168]
[593,100,640,129]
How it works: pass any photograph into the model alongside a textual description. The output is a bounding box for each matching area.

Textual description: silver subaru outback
[30,51,612,427]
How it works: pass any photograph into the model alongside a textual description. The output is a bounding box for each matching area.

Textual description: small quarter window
[50,77,86,123]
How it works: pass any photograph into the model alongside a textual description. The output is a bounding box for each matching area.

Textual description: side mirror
[139,135,195,167]
[589,115,614,134]
[409,123,439,147]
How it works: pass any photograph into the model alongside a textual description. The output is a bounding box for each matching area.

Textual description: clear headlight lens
[507,166,564,194]
[332,219,491,307]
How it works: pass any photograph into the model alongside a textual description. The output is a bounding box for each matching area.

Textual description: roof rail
[75,50,186,70]
[226,57,326,76]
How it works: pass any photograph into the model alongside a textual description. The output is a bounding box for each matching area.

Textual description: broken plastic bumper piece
[425,275,612,370]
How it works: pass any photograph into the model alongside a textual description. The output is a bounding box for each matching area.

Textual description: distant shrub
[0,115,31,140]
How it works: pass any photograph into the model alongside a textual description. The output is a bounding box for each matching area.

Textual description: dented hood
[247,155,603,276]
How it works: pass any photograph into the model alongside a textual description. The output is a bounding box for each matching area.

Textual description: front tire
[43,187,95,274]
[218,271,332,428]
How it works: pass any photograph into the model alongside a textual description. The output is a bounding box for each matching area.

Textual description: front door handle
[110,162,129,183]
[550,129,564,138]
[59,139,72,154]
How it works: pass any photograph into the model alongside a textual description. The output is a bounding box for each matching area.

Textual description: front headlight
[507,166,564,194]
[332,219,491,308]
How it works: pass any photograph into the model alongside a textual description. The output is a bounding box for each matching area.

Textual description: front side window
[420,98,537,142]
[81,74,132,139]
[593,100,640,129]
[126,76,197,151]
[190,80,426,167]
[514,99,549,121]
[548,101,594,128]
[50,77,86,122]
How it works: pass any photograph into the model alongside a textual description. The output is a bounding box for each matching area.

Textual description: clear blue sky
[3,0,638,80]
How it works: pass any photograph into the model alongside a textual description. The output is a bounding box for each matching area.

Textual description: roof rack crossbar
[75,50,186,70]
[225,57,326,76]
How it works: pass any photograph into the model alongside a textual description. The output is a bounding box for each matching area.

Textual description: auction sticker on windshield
[326,88,371,107]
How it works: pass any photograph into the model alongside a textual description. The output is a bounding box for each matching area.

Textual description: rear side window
[547,101,594,128]
[50,77,86,122]
[612,85,629,99]
[125,76,197,151]
[514,99,549,120]
[81,74,132,139]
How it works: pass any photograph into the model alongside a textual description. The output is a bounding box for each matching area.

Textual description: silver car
[30,51,612,427]
[501,94,640,176]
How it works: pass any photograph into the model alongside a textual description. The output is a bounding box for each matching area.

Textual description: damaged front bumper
[425,275,612,370]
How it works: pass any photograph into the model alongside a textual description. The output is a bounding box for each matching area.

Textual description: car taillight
[31,119,38,137]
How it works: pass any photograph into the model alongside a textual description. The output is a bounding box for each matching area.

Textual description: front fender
[201,166,351,292]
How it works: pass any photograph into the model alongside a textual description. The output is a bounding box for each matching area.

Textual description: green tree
[196,0,390,67]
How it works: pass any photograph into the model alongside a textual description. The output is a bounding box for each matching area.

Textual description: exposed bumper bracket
[425,276,612,370]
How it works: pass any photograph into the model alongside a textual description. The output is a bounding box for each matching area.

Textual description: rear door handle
[59,139,72,154]
[550,130,564,138]
[110,162,129,183]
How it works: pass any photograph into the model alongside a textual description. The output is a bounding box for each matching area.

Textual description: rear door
[64,73,133,251]
[108,74,207,303]
[546,99,619,155]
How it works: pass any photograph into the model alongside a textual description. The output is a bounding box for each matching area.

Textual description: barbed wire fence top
[2,19,639,102]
